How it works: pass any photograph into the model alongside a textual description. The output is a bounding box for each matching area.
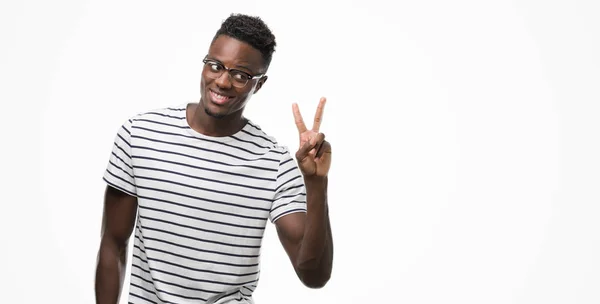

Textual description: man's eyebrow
[205,56,222,63]
[206,57,255,73]
[234,63,255,74]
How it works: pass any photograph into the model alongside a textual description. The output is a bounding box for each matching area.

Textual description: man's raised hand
[292,97,332,178]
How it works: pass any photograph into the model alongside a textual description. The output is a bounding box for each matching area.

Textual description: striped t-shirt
[103,104,307,304]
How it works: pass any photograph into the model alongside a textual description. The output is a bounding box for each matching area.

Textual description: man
[95,14,333,304]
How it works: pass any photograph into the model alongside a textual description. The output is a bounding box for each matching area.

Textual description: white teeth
[212,91,229,101]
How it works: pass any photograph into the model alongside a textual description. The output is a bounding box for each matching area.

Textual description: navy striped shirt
[103,104,307,304]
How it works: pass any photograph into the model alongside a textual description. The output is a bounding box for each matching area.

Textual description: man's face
[200,35,268,119]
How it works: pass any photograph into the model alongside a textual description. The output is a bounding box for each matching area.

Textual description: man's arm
[276,97,334,288]
[275,176,333,288]
[95,185,138,304]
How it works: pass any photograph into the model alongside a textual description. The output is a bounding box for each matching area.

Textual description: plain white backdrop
[1,0,599,303]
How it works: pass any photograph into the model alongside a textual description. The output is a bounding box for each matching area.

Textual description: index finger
[312,97,327,132]
[292,103,307,133]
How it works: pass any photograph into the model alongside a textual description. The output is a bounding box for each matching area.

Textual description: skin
[187,35,269,137]
[95,186,138,304]
[95,34,333,303]
[279,98,334,288]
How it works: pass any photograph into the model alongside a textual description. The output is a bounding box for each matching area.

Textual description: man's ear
[253,76,268,94]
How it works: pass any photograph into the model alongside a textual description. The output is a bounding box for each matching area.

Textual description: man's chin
[205,107,226,119]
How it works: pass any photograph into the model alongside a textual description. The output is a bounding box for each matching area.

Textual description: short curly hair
[212,14,277,68]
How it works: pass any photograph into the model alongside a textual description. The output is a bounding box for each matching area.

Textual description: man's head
[200,14,276,119]
[212,14,277,68]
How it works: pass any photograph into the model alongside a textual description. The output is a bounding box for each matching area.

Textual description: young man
[95,14,333,304]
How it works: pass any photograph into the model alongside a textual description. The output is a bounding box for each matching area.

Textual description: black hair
[213,14,277,68]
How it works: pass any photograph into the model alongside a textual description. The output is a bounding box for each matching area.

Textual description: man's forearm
[95,239,127,304]
[296,176,333,287]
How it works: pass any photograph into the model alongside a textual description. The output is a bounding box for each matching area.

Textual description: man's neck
[187,102,247,137]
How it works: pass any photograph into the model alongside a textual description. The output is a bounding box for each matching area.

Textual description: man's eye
[210,64,223,71]
[232,72,247,81]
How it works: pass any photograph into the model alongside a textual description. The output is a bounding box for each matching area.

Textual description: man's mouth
[209,89,233,105]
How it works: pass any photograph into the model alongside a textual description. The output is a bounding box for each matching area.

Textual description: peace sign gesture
[292,97,332,178]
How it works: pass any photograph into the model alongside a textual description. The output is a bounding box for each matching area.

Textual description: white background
[1,0,599,303]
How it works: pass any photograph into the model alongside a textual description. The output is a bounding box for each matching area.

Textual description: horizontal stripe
[121,124,131,135]
[272,208,307,222]
[134,125,281,157]
[280,157,293,166]
[138,234,261,260]
[103,178,136,197]
[277,191,307,200]
[277,166,296,179]
[135,174,272,204]
[134,239,259,267]
[137,194,267,223]
[129,291,158,304]
[133,256,258,287]
[247,121,263,131]
[139,214,263,240]
[132,134,279,163]
[134,248,260,277]
[131,156,274,185]
[132,271,218,295]
[135,184,270,214]
[111,151,133,170]
[114,141,131,159]
[134,165,274,192]
[105,170,135,188]
[108,160,133,179]
[240,129,276,144]
[141,111,186,120]
[132,147,278,173]
[139,205,264,232]
[117,133,131,148]
[275,175,302,192]
[271,200,305,213]
[140,224,261,249]
[229,134,273,149]
[131,280,206,302]
[137,118,188,129]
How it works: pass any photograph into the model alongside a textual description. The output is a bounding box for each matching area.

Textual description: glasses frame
[202,56,265,88]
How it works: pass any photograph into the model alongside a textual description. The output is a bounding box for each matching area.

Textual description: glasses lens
[229,71,249,88]
[204,62,223,79]
[203,61,251,88]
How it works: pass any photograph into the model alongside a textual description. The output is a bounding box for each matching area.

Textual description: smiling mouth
[209,89,233,105]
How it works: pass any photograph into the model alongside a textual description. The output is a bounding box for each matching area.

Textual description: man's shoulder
[243,120,292,154]
[128,104,188,123]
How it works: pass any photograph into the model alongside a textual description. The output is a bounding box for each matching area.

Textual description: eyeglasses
[202,56,265,88]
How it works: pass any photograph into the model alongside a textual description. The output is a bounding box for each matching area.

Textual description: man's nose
[215,71,233,89]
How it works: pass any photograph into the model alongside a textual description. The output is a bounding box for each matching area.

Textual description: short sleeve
[270,148,307,223]
[103,119,137,197]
